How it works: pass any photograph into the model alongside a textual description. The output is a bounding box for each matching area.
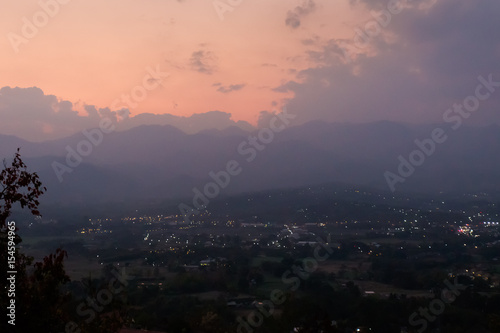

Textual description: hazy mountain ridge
[1,121,499,205]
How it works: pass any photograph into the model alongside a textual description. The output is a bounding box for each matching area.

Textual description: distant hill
[2,121,500,205]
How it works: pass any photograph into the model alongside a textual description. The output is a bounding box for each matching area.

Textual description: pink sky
[2,0,500,142]
[0,0,362,124]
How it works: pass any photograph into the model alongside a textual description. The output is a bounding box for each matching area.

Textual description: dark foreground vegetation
[2,150,500,333]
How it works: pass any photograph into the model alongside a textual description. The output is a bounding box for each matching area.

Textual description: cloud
[285,0,316,29]
[0,87,126,142]
[216,84,246,93]
[301,38,317,46]
[349,0,393,10]
[257,110,278,128]
[279,0,500,126]
[189,49,217,74]
[0,87,254,141]
[305,38,353,66]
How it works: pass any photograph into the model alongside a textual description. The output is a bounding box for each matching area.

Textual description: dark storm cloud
[280,0,500,126]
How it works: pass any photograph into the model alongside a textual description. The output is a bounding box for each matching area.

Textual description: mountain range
[1,120,499,206]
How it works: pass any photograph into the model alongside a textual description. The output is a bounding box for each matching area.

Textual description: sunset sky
[1,0,499,141]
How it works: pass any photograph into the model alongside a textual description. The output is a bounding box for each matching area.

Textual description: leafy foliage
[0,148,46,226]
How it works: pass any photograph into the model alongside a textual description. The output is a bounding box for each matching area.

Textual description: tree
[0,149,70,332]
[0,148,46,226]
[0,150,131,332]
